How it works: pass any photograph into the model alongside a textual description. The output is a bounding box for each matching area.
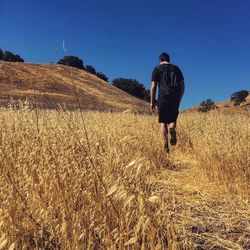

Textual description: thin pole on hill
[33,89,41,145]
[44,41,121,220]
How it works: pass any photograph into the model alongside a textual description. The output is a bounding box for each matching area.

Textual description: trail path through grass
[147,153,250,249]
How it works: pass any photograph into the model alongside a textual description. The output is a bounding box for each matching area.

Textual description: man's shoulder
[153,65,160,71]
[157,63,180,70]
[154,64,167,72]
[153,63,182,72]
[170,64,184,80]
[169,63,180,70]
[170,64,183,75]
[152,65,161,75]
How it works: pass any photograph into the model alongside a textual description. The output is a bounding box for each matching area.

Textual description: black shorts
[158,96,179,124]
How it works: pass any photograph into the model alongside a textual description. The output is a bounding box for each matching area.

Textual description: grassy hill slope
[185,93,250,113]
[0,61,149,112]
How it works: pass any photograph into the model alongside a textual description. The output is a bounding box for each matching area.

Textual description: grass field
[0,107,249,249]
[0,62,148,113]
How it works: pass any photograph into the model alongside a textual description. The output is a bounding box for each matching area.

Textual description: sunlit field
[0,106,249,249]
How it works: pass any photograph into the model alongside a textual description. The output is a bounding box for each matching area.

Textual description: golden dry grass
[0,61,148,112]
[0,107,249,249]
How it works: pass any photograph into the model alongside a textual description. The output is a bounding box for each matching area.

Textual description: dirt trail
[148,153,250,249]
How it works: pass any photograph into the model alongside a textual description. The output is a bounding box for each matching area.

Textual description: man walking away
[150,52,185,153]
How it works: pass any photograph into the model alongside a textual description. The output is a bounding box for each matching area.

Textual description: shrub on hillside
[112,78,149,101]
[57,56,84,70]
[230,90,249,105]
[96,72,108,82]
[2,51,14,61]
[198,99,216,112]
[143,89,150,102]
[0,49,3,60]
[13,54,24,62]
[85,65,96,75]
[1,50,24,62]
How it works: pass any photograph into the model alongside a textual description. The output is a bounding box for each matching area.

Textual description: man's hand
[179,80,185,105]
[150,102,156,113]
[150,81,157,113]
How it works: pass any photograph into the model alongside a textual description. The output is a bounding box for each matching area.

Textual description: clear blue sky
[1,0,249,109]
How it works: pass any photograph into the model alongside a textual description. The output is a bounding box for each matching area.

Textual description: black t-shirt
[152,63,184,98]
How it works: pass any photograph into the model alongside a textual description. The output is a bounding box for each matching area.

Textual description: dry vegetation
[185,94,250,114]
[0,105,249,249]
[0,61,148,112]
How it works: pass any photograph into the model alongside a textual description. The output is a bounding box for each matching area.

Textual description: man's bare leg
[169,122,177,145]
[160,123,169,153]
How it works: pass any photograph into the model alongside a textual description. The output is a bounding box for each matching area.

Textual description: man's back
[152,63,184,98]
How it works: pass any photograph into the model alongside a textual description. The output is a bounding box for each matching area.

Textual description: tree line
[1,49,248,106]
[198,90,249,112]
[0,49,150,101]
[57,56,109,82]
[57,55,150,101]
[0,49,24,62]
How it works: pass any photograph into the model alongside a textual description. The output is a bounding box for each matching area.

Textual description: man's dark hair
[159,52,170,62]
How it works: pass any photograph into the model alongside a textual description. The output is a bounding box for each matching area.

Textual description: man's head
[159,52,170,63]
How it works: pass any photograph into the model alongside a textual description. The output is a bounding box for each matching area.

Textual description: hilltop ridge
[1,61,248,114]
[0,61,149,112]
[185,93,250,113]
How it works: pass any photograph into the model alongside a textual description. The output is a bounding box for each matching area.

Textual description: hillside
[215,94,250,111]
[0,61,149,112]
[186,93,250,113]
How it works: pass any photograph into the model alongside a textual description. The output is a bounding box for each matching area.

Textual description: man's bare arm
[150,81,157,111]
[179,80,185,104]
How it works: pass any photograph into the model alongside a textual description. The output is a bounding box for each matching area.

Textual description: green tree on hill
[112,78,150,101]
[96,72,108,82]
[3,51,17,61]
[0,49,3,60]
[230,90,249,105]
[198,99,216,112]
[57,56,84,70]
[143,89,150,102]
[1,50,24,62]
[85,65,109,82]
[14,54,24,62]
[85,65,96,75]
